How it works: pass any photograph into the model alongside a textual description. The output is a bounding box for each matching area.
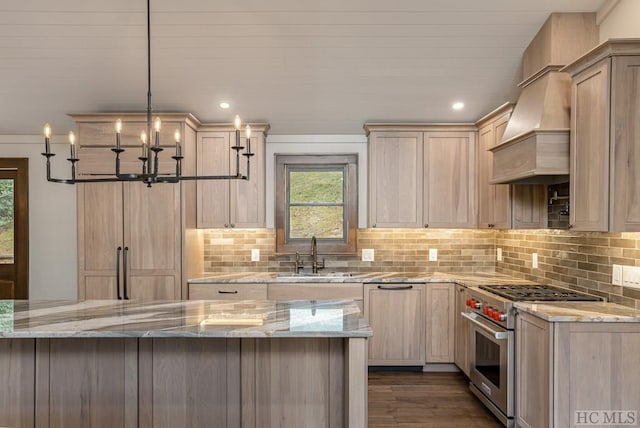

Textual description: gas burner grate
[479,284,602,302]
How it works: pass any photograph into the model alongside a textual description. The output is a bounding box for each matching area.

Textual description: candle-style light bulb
[115,119,122,150]
[234,115,241,130]
[245,125,252,139]
[174,130,182,157]
[154,117,161,132]
[69,131,76,158]
[140,131,147,144]
[43,123,52,154]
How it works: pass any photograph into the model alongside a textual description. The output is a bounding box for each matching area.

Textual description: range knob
[473,300,482,309]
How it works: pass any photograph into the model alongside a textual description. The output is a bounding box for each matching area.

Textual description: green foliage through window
[0,179,14,263]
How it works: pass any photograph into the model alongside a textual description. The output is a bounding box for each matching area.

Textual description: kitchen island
[0,299,371,428]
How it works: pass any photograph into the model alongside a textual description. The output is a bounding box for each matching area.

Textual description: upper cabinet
[564,40,640,232]
[366,124,476,229]
[476,104,547,229]
[196,124,269,228]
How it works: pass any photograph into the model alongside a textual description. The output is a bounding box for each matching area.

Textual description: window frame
[275,154,358,254]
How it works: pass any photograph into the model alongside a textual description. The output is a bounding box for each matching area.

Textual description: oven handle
[461,312,509,340]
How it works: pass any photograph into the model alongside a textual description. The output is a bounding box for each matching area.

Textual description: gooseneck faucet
[310,236,325,274]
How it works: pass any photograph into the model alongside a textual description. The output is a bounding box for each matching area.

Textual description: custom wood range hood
[490,13,598,185]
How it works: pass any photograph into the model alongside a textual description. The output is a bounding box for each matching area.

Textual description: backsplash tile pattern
[201,228,640,309]
[495,230,640,309]
[202,229,495,274]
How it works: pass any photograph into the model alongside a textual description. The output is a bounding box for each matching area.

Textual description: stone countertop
[514,301,640,322]
[188,271,533,287]
[0,299,372,339]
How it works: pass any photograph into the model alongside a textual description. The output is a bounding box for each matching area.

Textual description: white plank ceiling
[0,0,606,135]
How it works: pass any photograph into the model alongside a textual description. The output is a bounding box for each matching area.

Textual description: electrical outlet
[362,249,375,262]
[429,248,438,262]
[532,253,538,269]
[251,248,260,262]
[612,264,623,286]
[622,265,640,290]
[497,248,503,262]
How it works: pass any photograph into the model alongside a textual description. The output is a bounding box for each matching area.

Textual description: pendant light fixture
[41,0,253,186]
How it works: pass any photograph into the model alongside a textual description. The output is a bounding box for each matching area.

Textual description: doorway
[0,158,28,299]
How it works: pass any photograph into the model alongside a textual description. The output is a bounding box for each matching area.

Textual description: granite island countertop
[0,299,372,339]
[188,271,534,287]
[514,301,640,322]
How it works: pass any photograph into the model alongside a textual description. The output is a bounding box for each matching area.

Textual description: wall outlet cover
[532,253,538,269]
[612,264,623,286]
[622,265,640,290]
[251,248,260,262]
[429,248,438,262]
[362,248,375,262]
[497,248,503,262]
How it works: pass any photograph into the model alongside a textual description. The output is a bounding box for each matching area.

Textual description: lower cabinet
[425,283,455,363]
[364,282,456,366]
[188,282,267,300]
[365,283,425,365]
[268,282,364,313]
[454,284,471,375]
[516,311,640,428]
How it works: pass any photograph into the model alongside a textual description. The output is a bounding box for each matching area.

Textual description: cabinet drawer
[267,283,363,301]
[188,283,267,300]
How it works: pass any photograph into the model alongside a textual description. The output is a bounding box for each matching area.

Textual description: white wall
[265,135,368,229]
[598,0,640,41]
[0,135,77,299]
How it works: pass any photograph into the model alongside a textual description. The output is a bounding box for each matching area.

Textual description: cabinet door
[424,131,476,228]
[454,285,470,375]
[37,338,138,428]
[197,132,231,228]
[0,339,35,428]
[229,133,265,228]
[516,313,551,428]
[611,55,640,231]
[77,182,124,299]
[425,283,455,363]
[492,114,512,228]
[364,284,424,365]
[477,124,496,228]
[368,132,423,228]
[124,182,181,300]
[512,185,547,229]
[570,60,610,231]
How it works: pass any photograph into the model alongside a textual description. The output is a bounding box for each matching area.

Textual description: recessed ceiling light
[452,102,465,110]
[219,102,230,109]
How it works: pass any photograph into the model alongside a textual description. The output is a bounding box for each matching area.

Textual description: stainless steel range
[463,284,602,427]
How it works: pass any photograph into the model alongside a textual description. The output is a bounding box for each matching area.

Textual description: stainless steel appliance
[463,284,602,427]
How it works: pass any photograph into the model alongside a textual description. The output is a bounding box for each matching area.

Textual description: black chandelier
[41,0,253,186]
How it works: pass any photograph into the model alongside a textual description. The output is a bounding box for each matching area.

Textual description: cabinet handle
[568,224,574,229]
[372,224,377,228]
[488,223,495,228]
[377,285,413,290]
[424,224,429,228]
[218,290,239,294]
[230,224,235,228]
[116,247,122,300]
[123,247,129,300]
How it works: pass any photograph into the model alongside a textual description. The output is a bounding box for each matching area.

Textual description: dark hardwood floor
[368,371,503,428]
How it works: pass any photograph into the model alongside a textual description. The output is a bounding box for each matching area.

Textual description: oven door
[463,312,514,422]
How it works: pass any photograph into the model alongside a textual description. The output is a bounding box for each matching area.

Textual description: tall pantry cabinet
[73,113,200,301]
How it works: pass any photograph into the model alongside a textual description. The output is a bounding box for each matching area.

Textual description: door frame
[0,158,28,298]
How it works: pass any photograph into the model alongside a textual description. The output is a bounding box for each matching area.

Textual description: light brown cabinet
[454,284,470,375]
[476,104,547,229]
[425,282,455,363]
[196,125,268,229]
[364,283,425,365]
[366,125,477,229]
[516,310,640,427]
[367,131,423,228]
[72,113,202,301]
[189,283,268,300]
[564,40,640,232]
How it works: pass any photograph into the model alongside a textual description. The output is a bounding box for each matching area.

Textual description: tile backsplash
[201,228,640,309]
